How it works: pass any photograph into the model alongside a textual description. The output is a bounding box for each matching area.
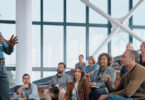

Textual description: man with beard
[44,62,72,100]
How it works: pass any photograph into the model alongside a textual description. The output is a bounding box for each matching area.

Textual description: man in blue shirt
[0,32,18,100]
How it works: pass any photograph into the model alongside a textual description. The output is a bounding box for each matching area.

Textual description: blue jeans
[107,95,137,100]
[90,87,108,100]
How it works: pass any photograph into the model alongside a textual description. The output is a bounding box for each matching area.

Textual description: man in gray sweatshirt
[14,74,40,100]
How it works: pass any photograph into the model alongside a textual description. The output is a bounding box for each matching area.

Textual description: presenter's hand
[7,35,18,47]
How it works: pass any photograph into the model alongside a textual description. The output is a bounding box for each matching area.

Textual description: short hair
[79,54,84,58]
[98,53,113,66]
[127,50,140,63]
[58,62,66,68]
[22,74,30,79]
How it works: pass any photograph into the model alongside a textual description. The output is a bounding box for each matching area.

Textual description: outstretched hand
[7,35,18,47]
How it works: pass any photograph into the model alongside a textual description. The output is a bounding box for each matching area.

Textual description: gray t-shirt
[75,62,86,71]
[50,73,72,89]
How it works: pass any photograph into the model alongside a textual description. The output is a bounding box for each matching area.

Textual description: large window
[0,0,16,20]
[32,0,40,21]
[43,26,63,67]
[44,0,63,22]
[111,32,129,57]
[112,0,129,18]
[133,29,145,50]
[89,0,107,24]
[32,25,40,67]
[89,27,108,59]
[133,1,145,25]
[67,26,86,68]
[44,71,57,77]
[67,0,86,22]
[1,0,145,80]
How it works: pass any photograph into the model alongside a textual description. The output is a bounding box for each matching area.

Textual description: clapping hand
[103,74,110,82]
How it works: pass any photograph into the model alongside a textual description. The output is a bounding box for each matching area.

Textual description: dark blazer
[64,78,90,100]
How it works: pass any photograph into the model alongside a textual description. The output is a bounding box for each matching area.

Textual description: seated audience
[44,62,72,100]
[75,54,86,71]
[90,53,116,100]
[100,50,145,100]
[140,42,145,67]
[85,56,99,81]
[64,67,90,100]
[120,43,134,77]
[71,54,86,73]
[13,74,40,100]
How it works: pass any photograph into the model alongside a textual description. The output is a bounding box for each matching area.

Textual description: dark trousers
[0,64,10,100]
[90,87,108,100]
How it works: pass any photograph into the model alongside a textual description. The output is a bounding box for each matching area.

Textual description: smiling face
[100,55,108,68]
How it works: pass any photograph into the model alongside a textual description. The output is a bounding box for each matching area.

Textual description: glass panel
[43,26,63,67]
[67,0,85,22]
[31,71,41,81]
[133,0,145,25]
[111,32,129,57]
[112,0,129,18]
[44,0,63,22]
[67,26,86,68]
[0,0,16,20]
[89,0,107,24]
[89,27,108,59]
[32,25,40,67]
[32,0,40,21]
[133,29,145,50]
[0,24,16,66]
[43,71,57,78]
[7,70,16,88]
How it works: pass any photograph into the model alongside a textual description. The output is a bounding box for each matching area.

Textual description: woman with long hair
[140,42,145,67]
[64,67,90,100]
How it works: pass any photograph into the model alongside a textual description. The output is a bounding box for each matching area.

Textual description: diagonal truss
[80,0,145,57]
